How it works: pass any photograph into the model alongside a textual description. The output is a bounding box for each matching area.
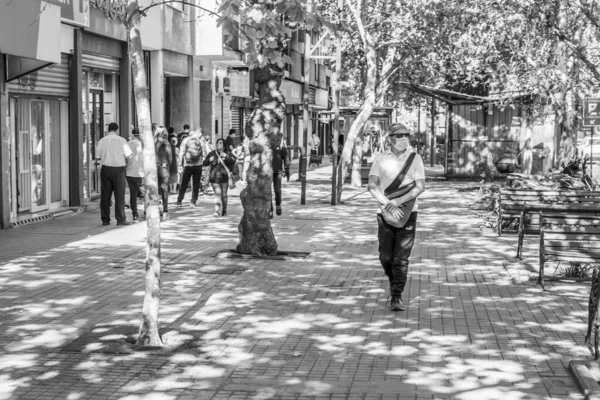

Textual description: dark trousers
[377,212,418,298]
[126,176,144,216]
[270,171,282,211]
[101,166,127,224]
[157,166,170,213]
[177,165,202,204]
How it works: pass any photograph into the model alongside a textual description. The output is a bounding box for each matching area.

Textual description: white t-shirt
[96,132,132,167]
[126,139,144,177]
[369,150,425,211]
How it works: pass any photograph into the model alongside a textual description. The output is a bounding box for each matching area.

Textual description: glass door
[16,98,32,212]
[30,100,49,212]
[89,90,104,200]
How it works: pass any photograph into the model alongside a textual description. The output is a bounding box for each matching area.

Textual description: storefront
[81,43,123,200]
[280,79,303,157]
[77,1,131,204]
[7,55,71,217]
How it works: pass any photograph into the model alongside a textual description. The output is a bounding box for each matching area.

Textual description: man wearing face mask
[368,123,425,311]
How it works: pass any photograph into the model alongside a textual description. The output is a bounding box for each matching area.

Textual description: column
[0,52,10,228]
[69,29,84,207]
[120,42,132,138]
[150,51,164,125]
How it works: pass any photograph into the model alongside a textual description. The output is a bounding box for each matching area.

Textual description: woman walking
[203,138,236,217]
[154,126,173,220]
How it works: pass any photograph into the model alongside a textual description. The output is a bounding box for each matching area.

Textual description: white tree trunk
[127,0,163,347]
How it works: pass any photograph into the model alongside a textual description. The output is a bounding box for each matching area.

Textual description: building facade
[0,0,205,228]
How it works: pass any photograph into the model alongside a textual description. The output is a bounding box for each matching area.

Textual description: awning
[400,82,532,106]
[0,0,62,64]
[400,83,490,105]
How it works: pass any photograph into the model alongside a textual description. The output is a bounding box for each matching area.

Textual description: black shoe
[176,202,182,206]
[102,221,110,226]
[276,206,282,216]
[133,215,139,222]
[390,297,405,311]
[117,221,131,226]
[222,211,227,216]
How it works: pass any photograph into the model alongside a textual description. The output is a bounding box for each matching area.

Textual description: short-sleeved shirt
[126,139,144,177]
[369,150,425,212]
[96,132,132,167]
[225,135,235,151]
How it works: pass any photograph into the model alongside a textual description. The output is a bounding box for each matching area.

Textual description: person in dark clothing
[226,128,236,152]
[270,138,289,218]
[177,124,191,148]
[96,122,132,226]
[154,126,173,220]
[177,129,206,207]
[203,138,236,217]
[168,133,179,193]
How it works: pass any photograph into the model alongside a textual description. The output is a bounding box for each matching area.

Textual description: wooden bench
[497,189,600,257]
[537,213,600,290]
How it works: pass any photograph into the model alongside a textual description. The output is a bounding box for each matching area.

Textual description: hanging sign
[583,98,600,126]
[90,0,127,20]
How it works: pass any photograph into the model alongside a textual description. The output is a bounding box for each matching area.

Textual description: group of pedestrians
[95,122,291,224]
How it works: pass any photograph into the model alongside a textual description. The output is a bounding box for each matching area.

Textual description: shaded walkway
[0,169,590,399]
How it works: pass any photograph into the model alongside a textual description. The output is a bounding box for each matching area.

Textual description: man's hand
[384,203,404,220]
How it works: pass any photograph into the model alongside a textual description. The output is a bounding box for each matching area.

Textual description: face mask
[392,137,409,151]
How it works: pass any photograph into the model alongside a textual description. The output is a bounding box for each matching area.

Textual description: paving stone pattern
[0,165,591,399]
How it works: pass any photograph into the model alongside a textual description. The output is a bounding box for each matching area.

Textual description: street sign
[583,98,600,126]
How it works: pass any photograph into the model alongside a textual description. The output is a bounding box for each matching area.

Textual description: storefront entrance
[82,70,120,201]
[11,98,66,214]
[89,90,104,200]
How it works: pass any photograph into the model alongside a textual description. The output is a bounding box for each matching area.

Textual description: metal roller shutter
[82,53,120,71]
[231,106,241,135]
[244,108,253,130]
[7,54,70,98]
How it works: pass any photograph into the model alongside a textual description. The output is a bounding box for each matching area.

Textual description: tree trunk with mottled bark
[237,67,285,256]
[350,129,364,187]
[127,0,163,347]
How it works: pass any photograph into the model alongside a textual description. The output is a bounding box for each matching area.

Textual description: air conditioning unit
[214,75,224,95]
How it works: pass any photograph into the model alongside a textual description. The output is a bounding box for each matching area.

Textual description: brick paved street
[0,165,591,400]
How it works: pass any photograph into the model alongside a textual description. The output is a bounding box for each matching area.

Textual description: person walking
[226,128,237,152]
[232,143,245,181]
[368,123,425,312]
[154,126,173,220]
[309,132,320,155]
[177,124,191,148]
[269,138,289,218]
[96,122,132,226]
[126,128,145,222]
[177,129,206,207]
[203,138,236,217]
[168,131,179,193]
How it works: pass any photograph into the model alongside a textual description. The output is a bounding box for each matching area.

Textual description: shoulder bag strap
[384,152,416,196]
[217,152,232,175]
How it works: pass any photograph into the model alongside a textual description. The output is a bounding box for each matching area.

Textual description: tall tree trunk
[237,67,285,256]
[336,43,377,202]
[350,128,364,187]
[127,1,163,347]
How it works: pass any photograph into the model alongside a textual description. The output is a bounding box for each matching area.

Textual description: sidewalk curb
[569,360,600,400]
